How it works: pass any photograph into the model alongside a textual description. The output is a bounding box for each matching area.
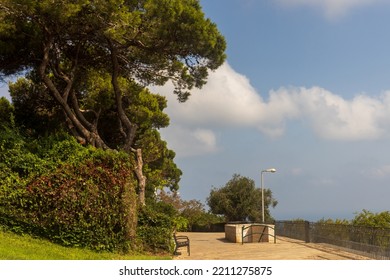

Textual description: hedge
[0,134,138,252]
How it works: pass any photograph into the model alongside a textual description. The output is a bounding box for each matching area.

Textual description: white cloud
[366,165,390,178]
[291,167,304,176]
[154,62,390,157]
[158,63,264,128]
[275,0,383,19]
[269,87,390,140]
[193,129,217,148]
[160,126,219,158]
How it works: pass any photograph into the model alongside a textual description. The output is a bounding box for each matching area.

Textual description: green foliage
[0,131,138,252]
[313,210,390,228]
[157,190,223,231]
[136,201,178,253]
[309,211,390,251]
[9,73,182,195]
[172,216,189,232]
[0,97,14,128]
[9,77,63,136]
[0,0,226,150]
[315,218,350,225]
[0,129,87,178]
[1,0,223,209]
[141,131,182,193]
[207,174,278,222]
[0,126,45,178]
[178,198,225,231]
[0,0,227,254]
[352,209,390,228]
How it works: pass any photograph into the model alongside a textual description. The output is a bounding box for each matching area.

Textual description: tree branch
[109,39,138,151]
[39,39,108,149]
[70,90,95,131]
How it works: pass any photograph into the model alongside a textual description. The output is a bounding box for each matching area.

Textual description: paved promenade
[173,232,371,260]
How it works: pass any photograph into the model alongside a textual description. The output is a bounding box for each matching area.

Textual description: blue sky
[157,0,390,221]
[2,0,390,221]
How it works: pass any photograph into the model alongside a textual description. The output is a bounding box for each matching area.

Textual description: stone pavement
[173,232,372,260]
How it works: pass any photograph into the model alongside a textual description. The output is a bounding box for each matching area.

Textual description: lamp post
[261,168,276,223]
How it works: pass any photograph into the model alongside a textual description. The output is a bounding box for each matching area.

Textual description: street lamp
[261,168,276,223]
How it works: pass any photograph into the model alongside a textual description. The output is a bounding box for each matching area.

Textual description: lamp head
[263,168,276,173]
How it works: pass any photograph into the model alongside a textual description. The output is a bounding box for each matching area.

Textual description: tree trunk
[122,176,138,251]
[132,148,147,206]
[40,39,147,210]
[109,40,146,206]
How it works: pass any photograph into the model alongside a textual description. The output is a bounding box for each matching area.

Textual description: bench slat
[173,234,190,256]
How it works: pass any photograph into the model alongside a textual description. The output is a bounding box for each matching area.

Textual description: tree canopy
[207,174,278,222]
[157,190,224,231]
[0,0,226,149]
[0,0,226,205]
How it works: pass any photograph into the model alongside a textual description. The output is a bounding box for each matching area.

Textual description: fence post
[304,221,310,243]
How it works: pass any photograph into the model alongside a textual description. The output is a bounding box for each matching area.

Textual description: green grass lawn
[0,230,171,260]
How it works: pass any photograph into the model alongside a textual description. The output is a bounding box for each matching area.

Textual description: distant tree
[352,209,390,228]
[316,218,350,225]
[207,174,278,222]
[157,190,183,210]
[157,190,223,231]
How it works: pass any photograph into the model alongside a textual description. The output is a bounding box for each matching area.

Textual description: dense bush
[0,131,138,252]
[136,201,178,253]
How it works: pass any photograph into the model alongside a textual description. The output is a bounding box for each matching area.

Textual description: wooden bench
[173,234,190,256]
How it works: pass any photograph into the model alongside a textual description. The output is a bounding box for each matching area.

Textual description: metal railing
[275,220,390,259]
[241,224,276,244]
